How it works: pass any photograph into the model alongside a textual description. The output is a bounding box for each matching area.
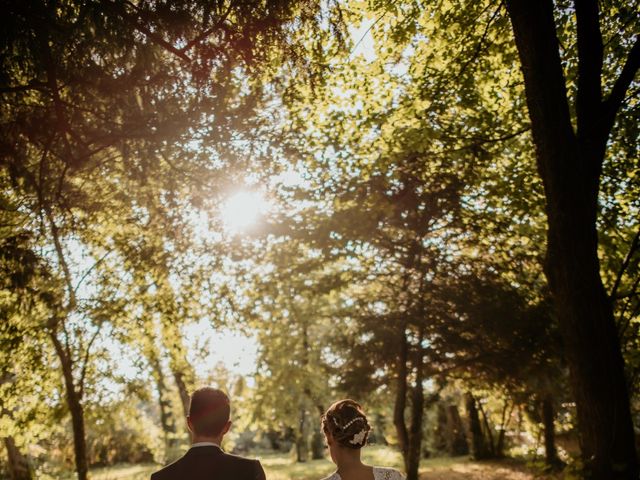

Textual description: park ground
[79,446,567,480]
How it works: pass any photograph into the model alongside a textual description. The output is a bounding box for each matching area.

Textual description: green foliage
[0,0,638,477]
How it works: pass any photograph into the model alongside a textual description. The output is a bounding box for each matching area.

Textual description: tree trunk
[406,345,425,480]
[172,368,193,441]
[157,383,177,448]
[311,431,325,460]
[373,412,388,445]
[496,400,514,458]
[465,392,489,460]
[434,405,448,453]
[296,405,309,462]
[172,370,190,419]
[64,364,89,480]
[300,320,324,460]
[445,405,469,456]
[158,290,195,430]
[541,395,561,468]
[393,328,409,472]
[477,399,495,457]
[51,332,88,480]
[149,354,178,454]
[312,402,326,459]
[295,436,309,462]
[3,437,31,480]
[505,2,638,478]
[162,323,193,441]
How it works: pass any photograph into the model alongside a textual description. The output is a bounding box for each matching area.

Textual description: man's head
[187,387,231,441]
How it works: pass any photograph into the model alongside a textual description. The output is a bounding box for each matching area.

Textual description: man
[151,387,266,480]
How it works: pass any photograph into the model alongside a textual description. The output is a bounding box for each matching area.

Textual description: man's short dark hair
[188,388,230,437]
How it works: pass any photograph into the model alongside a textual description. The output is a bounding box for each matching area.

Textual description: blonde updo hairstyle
[321,399,371,449]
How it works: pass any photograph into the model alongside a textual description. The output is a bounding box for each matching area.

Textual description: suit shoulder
[221,451,262,465]
[150,467,165,480]
[150,456,185,480]
[221,452,265,477]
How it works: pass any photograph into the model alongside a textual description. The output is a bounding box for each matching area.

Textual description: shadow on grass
[420,456,567,480]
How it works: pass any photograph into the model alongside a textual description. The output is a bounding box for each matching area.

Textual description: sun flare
[220,190,269,231]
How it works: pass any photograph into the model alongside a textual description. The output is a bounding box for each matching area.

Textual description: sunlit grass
[83,446,563,480]
[80,463,157,480]
[361,444,405,468]
[258,451,334,480]
[256,444,406,480]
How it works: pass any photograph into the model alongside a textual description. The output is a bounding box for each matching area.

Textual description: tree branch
[35,19,76,166]
[619,291,640,340]
[603,37,640,133]
[102,1,192,62]
[0,81,48,94]
[455,4,502,81]
[574,0,603,137]
[179,3,234,54]
[441,126,531,155]
[505,0,576,183]
[43,205,76,311]
[78,321,104,399]
[31,137,75,313]
[73,251,112,296]
[611,225,640,301]
[132,20,192,62]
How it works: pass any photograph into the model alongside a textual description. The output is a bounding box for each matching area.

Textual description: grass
[82,464,158,480]
[250,444,407,480]
[81,446,565,480]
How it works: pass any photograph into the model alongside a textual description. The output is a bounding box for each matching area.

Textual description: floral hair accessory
[350,428,367,445]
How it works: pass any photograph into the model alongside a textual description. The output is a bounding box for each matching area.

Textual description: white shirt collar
[191,442,220,448]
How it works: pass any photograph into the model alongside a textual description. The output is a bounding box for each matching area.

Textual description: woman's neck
[335,448,365,473]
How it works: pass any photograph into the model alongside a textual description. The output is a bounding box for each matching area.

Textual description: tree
[504,1,640,477]
[0,223,63,479]
[0,232,44,480]
[240,240,335,462]
[273,3,555,475]
[1,1,345,477]
[284,1,637,474]
[2,437,31,480]
[445,274,566,466]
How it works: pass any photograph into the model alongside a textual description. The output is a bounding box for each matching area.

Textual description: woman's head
[321,399,371,450]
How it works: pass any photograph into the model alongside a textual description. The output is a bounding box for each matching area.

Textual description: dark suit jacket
[151,446,266,480]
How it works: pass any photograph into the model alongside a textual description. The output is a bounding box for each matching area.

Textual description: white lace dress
[321,467,405,480]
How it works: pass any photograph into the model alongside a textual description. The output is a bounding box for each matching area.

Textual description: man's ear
[221,420,232,436]
[186,416,194,433]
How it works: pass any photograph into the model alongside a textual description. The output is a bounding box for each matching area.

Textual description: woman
[320,399,405,480]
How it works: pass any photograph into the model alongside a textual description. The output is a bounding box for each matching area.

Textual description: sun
[220,190,269,231]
